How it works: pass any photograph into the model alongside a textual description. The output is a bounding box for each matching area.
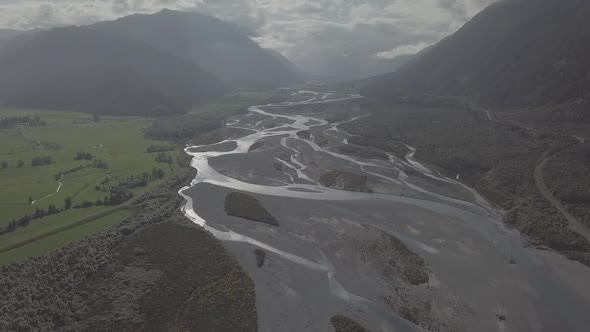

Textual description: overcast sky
[0,0,497,77]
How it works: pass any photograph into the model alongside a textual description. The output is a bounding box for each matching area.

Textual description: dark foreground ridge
[0,172,257,331]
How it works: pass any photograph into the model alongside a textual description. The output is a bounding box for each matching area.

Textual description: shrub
[74,152,94,160]
[31,156,53,166]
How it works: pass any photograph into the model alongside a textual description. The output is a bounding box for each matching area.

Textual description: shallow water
[179,88,590,332]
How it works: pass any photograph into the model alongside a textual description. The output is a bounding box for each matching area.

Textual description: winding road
[471,104,590,242]
[534,151,590,240]
[18,126,46,151]
[33,176,63,205]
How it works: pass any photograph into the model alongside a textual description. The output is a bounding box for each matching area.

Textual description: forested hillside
[365,0,590,111]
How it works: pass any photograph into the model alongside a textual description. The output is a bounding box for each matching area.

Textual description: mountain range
[353,0,590,269]
[365,0,590,111]
[0,10,306,116]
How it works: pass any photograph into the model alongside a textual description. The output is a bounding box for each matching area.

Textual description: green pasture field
[0,108,182,263]
[0,208,134,266]
[0,90,274,265]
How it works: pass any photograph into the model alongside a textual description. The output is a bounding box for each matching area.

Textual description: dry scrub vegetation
[0,172,257,331]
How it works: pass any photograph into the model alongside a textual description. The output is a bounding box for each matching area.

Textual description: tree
[64,197,72,210]
[109,186,132,205]
[0,161,7,169]
[17,160,24,168]
[34,207,45,218]
[92,159,109,169]
[74,200,94,209]
[74,152,93,160]
[31,156,53,166]
[28,196,33,205]
[7,220,17,232]
[17,215,31,227]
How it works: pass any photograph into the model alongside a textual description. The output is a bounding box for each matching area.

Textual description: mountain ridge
[0,9,307,116]
[364,0,590,112]
[90,9,307,89]
[0,26,227,116]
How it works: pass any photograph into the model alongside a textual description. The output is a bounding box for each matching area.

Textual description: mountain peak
[365,0,590,109]
[91,10,306,88]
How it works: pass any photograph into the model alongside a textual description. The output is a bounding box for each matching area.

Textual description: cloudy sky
[0,0,497,77]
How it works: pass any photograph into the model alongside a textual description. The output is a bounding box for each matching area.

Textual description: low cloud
[0,0,498,77]
[374,42,432,59]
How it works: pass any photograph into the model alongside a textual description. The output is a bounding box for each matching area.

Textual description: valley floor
[2,86,590,331]
[343,97,590,267]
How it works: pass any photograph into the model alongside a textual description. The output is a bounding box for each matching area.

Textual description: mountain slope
[265,49,306,77]
[0,29,23,40]
[91,9,306,89]
[0,27,227,116]
[365,0,590,110]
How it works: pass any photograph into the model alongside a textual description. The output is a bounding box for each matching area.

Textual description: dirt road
[471,104,590,242]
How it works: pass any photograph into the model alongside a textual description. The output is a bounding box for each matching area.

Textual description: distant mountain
[0,27,226,116]
[0,29,23,40]
[363,54,414,79]
[265,49,307,77]
[302,53,414,81]
[365,0,590,109]
[91,9,307,89]
[0,29,40,54]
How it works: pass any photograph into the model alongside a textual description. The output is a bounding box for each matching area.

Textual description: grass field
[0,108,183,264]
[0,110,181,224]
[0,90,275,265]
[0,208,134,266]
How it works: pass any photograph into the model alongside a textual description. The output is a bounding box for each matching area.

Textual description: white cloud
[0,0,498,77]
[374,42,432,59]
